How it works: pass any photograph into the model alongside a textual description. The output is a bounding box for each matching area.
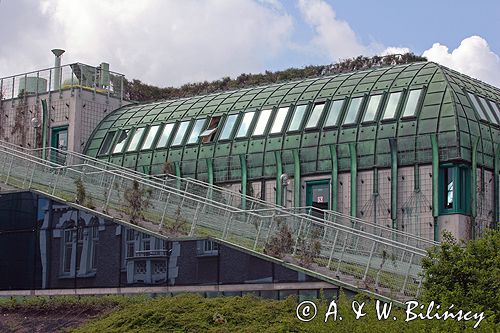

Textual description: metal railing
[0,141,430,301]
[0,63,124,102]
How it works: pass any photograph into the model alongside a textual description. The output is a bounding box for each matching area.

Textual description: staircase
[0,141,435,302]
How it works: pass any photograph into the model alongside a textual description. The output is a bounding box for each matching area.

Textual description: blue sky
[1,0,499,87]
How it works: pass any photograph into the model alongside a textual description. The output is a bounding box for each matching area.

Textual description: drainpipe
[349,143,357,219]
[51,49,65,90]
[495,144,500,230]
[431,134,439,242]
[329,145,338,212]
[275,151,283,206]
[41,99,48,160]
[239,154,247,210]
[471,137,480,239]
[389,138,398,230]
[292,149,300,207]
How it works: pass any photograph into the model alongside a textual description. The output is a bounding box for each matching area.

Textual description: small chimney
[51,49,65,90]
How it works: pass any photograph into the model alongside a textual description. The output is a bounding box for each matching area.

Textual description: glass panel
[444,168,454,209]
[489,100,500,121]
[141,125,160,150]
[187,119,205,144]
[236,112,255,138]
[156,123,175,148]
[253,109,272,136]
[112,130,130,154]
[467,92,487,120]
[220,114,238,140]
[324,100,344,127]
[306,103,325,128]
[402,89,422,117]
[270,107,289,134]
[363,95,382,122]
[98,131,116,155]
[382,92,402,119]
[172,121,190,146]
[478,96,498,124]
[288,105,307,131]
[343,97,363,125]
[126,127,145,152]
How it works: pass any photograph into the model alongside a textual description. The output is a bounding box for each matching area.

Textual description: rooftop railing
[0,63,124,103]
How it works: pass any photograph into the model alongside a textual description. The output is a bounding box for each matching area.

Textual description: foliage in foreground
[71,293,498,333]
[421,229,500,323]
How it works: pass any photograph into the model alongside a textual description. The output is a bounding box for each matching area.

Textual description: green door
[305,179,330,217]
[51,126,68,163]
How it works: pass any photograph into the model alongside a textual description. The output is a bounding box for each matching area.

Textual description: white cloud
[297,0,366,60]
[423,36,500,87]
[2,0,293,87]
[380,47,411,56]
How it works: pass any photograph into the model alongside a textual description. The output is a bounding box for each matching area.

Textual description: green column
[471,137,480,239]
[430,134,439,242]
[292,149,300,207]
[275,151,283,206]
[239,154,247,210]
[206,158,214,201]
[329,145,338,212]
[389,138,398,230]
[174,161,181,190]
[41,99,48,160]
[349,143,357,218]
[495,144,500,230]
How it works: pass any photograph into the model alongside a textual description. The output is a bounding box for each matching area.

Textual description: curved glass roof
[84,62,500,178]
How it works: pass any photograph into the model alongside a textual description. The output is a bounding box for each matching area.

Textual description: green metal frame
[329,145,338,212]
[349,143,357,218]
[431,134,439,241]
[292,149,300,207]
[275,151,282,206]
[495,144,500,230]
[438,164,471,215]
[389,138,398,229]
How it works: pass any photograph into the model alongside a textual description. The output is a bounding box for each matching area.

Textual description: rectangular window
[112,130,130,154]
[141,125,160,150]
[156,123,175,148]
[343,97,363,125]
[236,111,255,138]
[172,121,190,146]
[489,100,500,121]
[324,100,344,127]
[444,168,454,209]
[478,96,499,124]
[98,131,116,155]
[288,105,307,131]
[63,228,73,273]
[363,94,382,122]
[187,119,205,144]
[270,107,288,134]
[402,89,422,117]
[200,116,221,143]
[253,109,272,136]
[467,92,487,120]
[382,92,402,119]
[219,114,238,140]
[305,102,325,129]
[126,127,145,152]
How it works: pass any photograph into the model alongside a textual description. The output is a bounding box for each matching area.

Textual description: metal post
[471,136,480,239]
[330,145,338,212]
[292,149,300,207]
[158,192,171,231]
[430,134,439,242]
[51,168,61,195]
[363,242,377,281]
[327,229,339,268]
[189,202,201,236]
[5,155,14,184]
[104,174,116,211]
[401,252,414,294]
[349,143,357,219]
[292,217,304,255]
[223,212,233,239]
[389,138,398,230]
[275,151,282,206]
[253,218,264,250]
[239,154,247,210]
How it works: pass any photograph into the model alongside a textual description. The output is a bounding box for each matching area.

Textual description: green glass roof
[84,62,500,178]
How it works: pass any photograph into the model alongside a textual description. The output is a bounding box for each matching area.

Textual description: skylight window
[200,116,221,143]
[112,130,130,154]
[343,97,363,125]
[156,123,175,148]
[219,114,238,140]
[467,92,487,121]
[288,105,307,131]
[305,102,325,128]
[489,100,500,122]
[141,125,160,150]
[362,95,382,122]
[187,119,205,144]
[172,121,190,146]
[126,127,145,152]
[253,109,272,136]
[236,112,255,138]
[382,92,402,120]
[98,131,116,155]
[477,96,499,124]
[324,100,344,127]
[402,89,422,117]
[270,107,288,134]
